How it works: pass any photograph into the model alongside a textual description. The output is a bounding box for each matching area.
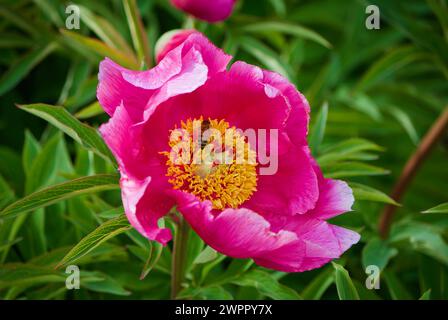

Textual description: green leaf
[0,174,119,220]
[206,259,253,286]
[0,43,56,96]
[232,269,302,300]
[241,21,332,48]
[193,246,218,265]
[75,101,104,119]
[309,102,328,156]
[419,289,431,300]
[356,46,429,92]
[268,0,286,16]
[60,29,139,70]
[0,238,22,254]
[301,267,334,300]
[325,162,389,179]
[123,0,151,68]
[350,182,400,206]
[362,238,398,271]
[0,6,39,37]
[419,255,445,299]
[0,264,65,289]
[318,138,383,166]
[25,133,61,193]
[33,0,64,27]
[332,262,360,300]
[388,106,419,145]
[239,36,291,79]
[56,214,130,268]
[0,174,15,210]
[178,286,234,300]
[82,271,131,296]
[336,88,382,121]
[422,203,448,214]
[78,5,133,54]
[383,271,412,300]
[390,222,448,266]
[22,130,41,178]
[140,241,164,280]
[18,104,115,164]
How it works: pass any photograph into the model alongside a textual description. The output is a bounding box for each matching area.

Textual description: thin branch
[379,107,448,238]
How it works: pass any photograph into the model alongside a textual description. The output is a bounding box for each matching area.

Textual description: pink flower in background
[170,0,236,23]
[97,31,360,272]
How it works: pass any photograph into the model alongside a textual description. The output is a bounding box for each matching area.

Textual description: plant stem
[379,107,448,238]
[170,216,189,299]
[123,0,152,69]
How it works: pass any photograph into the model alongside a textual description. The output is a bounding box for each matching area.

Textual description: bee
[200,119,211,150]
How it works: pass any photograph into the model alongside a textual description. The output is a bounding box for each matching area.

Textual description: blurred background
[0,0,447,300]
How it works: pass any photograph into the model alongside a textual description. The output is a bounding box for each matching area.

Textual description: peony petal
[97,33,231,123]
[97,58,153,120]
[261,70,310,147]
[254,218,360,272]
[99,105,166,180]
[307,159,354,219]
[121,174,174,245]
[170,0,236,23]
[172,191,297,258]
[244,144,319,216]
[156,29,197,63]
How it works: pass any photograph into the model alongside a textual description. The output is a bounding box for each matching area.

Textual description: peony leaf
[18,103,115,164]
[325,162,389,179]
[0,43,56,96]
[239,36,291,79]
[81,271,131,296]
[383,271,412,300]
[0,174,15,210]
[0,174,119,220]
[309,102,328,156]
[388,106,420,145]
[0,264,65,290]
[332,262,360,300]
[422,203,448,214]
[390,222,448,266]
[301,267,334,300]
[56,214,131,268]
[75,101,104,120]
[22,130,41,178]
[193,246,218,265]
[140,241,164,280]
[78,5,133,54]
[318,138,383,166]
[232,269,302,300]
[419,289,431,300]
[60,29,139,70]
[178,286,233,300]
[356,46,429,92]
[241,21,332,49]
[349,182,400,206]
[362,238,398,271]
[123,0,151,68]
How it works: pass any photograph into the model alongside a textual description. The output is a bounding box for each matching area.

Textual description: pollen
[161,117,258,210]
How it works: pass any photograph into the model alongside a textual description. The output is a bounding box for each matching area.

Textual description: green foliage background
[0,0,447,300]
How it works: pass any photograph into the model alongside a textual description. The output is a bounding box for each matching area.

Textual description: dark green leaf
[232,269,302,300]
[56,214,130,267]
[0,174,119,219]
[332,262,360,300]
[18,104,115,164]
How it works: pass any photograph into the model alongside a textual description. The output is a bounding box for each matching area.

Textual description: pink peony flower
[97,31,360,272]
[170,0,236,23]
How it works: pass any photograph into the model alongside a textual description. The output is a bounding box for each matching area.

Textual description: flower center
[161,117,258,210]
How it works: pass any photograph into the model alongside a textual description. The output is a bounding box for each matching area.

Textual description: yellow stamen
[161,118,258,210]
